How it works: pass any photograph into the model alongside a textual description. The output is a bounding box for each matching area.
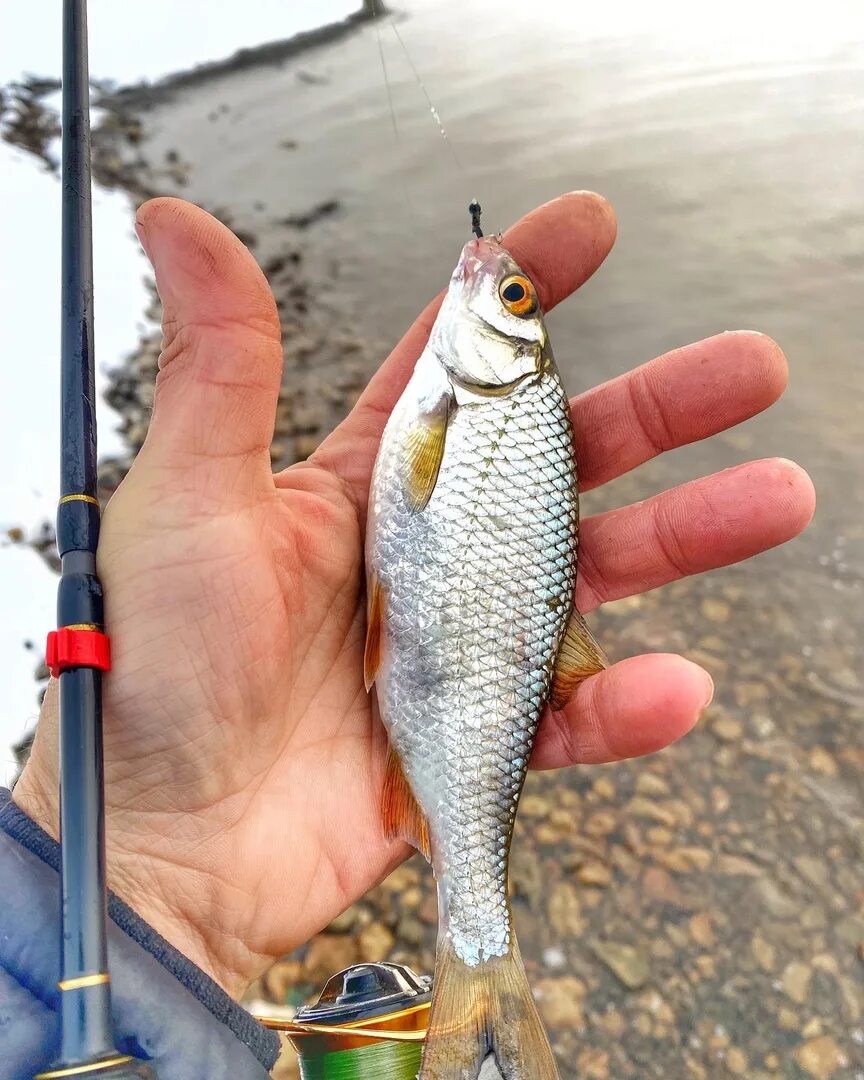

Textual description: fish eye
[499,274,537,317]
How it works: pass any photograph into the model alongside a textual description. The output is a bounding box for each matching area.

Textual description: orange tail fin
[419,935,559,1080]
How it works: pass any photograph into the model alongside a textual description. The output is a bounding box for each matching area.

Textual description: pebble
[357,922,395,962]
[808,747,839,776]
[781,961,812,1004]
[794,1035,849,1078]
[701,597,731,622]
[751,934,776,972]
[575,1048,609,1079]
[589,940,650,990]
[688,913,715,948]
[548,882,585,937]
[303,935,357,981]
[576,861,612,887]
[534,975,586,1028]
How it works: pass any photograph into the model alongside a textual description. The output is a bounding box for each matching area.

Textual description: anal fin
[381,746,431,861]
[549,608,608,710]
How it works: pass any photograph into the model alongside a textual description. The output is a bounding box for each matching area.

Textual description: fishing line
[295,1039,422,1080]
[369,0,477,230]
[388,19,467,176]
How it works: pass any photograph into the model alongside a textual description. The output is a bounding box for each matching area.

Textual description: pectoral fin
[364,573,386,691]
[549,609,608,710]
[381,746,431,861]
[402,391,452,511]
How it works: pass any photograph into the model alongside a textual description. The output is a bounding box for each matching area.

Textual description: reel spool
[257,962,431,1079]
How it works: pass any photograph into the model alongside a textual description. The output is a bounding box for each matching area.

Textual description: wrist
[11,689,259,1000]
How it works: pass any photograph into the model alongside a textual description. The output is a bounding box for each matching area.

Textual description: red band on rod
[46,628,112,678]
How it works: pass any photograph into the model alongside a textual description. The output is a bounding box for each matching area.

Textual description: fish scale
[371,369,578,967]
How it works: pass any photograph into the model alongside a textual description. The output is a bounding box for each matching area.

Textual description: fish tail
[419,935,559,1080]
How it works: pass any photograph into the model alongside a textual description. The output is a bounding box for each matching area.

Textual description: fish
[364,233,607,1079]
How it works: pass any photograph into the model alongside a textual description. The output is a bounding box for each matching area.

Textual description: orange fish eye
[499,274,538,317]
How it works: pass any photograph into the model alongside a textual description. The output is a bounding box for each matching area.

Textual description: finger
[576,458,816,611]
[573,330,789,491]
[313,191,617,505]
[531,653,712,769]
[134,198,283,493]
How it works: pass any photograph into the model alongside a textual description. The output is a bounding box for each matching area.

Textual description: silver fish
[365,235,606,1079]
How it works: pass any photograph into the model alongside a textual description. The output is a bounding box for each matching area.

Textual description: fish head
[429,236,549,395]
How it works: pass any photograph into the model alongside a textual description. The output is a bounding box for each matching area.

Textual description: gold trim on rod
[58,494,99,506]
[58,972,110,991]
[35,1056,133,1079]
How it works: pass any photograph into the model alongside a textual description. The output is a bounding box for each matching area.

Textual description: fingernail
[702,673,715,710]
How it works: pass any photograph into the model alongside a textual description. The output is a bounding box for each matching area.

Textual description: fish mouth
[456,235,507,283]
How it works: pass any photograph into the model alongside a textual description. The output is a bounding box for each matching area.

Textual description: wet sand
[7,3,863,1076]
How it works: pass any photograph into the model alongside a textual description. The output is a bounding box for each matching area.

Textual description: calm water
[131,0,863,664]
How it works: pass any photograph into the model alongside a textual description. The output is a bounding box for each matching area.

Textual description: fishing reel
[258,962,430,1079]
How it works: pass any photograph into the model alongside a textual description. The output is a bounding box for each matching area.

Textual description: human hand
[13,194,815,998]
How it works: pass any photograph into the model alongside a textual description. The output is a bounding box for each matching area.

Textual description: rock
[589,940,650,990]
[793,1035,848,1078]
[401,886,422,910]
[592,775,616,800]
[534,975,586,1028]
[712,714,743,742]
[396,914,427,947]
[328,905,361,933]
[643,867,685,905]
[754,877,800,918]
[626,798,678,826]
[418,892,437,925]
[263,959,304,1003]
[725,1047,748,1075]
[750,934,776,972]
[584,810,617,837]
[358,922,395,962]
[511,848,545,907]
[701,597,731,622]
[519,793,550,818]
[715,853,762,877]
[794,855,831,891]
[304,934,358,981]
[548,882,585,937]
[575,1048,609,1079]
[379,865,420,892]
[576,861,612,887]
[688,913,715,948]
[808,747,839,776]
[542,946,566,970]
[636,773,670,797]
[711,786,731,814]
[781,960,812,1004]
[548,808,575,830]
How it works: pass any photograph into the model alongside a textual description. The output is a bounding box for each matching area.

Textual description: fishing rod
[36,2,156,1077]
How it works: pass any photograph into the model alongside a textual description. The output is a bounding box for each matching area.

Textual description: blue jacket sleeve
[0,788,281,1080]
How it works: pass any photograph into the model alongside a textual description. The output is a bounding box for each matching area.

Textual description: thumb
[134,197,282,496]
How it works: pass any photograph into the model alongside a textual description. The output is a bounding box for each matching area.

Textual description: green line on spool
[297,1039,422,1080]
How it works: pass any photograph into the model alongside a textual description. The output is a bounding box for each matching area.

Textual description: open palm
[15,194,814,997]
